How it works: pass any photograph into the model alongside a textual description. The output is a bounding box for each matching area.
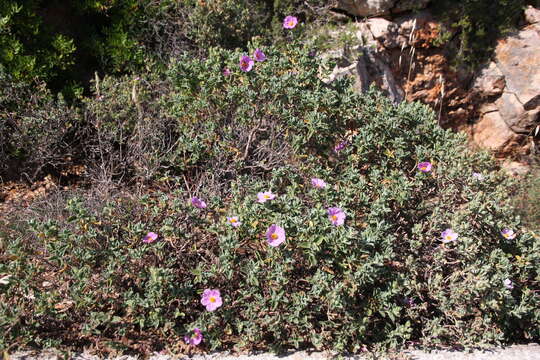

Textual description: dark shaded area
[431,0,539,69]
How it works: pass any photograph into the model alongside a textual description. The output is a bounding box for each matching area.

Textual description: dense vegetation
[1,0,539,356]
[0,0,329,98]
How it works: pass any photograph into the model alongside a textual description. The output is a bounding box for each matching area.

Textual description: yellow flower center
[264,194,270,199]
[230,218,237,223]
[288,20,295,27]
[332,215,338,221]
[420,166,427,171]
[271,233,279,240]
[503,233,509,238]
[209,297,216,303]
[445,235,453,241]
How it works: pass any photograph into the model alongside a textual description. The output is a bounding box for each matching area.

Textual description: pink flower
[191,197,207,209]
[503,279,514,290]
[223,68,232,76]
[253,48,266,62]
[257,191,276,203]
[142,232,158,243]
[311,178,327,189]
[266,224,286,247]
[501,228,516,240]
[283,15,298,29]
[227,216,241,228]
[327,207,346,226]
[441,228,458,243]
[201,289,222,311]
[418,162,432,173]
[239,55,254,72]
[184,328,203,346]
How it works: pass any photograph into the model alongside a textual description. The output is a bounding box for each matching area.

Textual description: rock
[478,102,499,115]
[322,45,404,104]
[501,160,530,176]
[472,62,505,97]
[470,16,540,155]
[525,5,540,24]
[395,11,433,39]
[495,26,540,107]
[472,110,524,155]
[337,0,429,17]
[355,22,378,48]
[496,92,540,134]
[365,18,399,48]
[360,48,405,102]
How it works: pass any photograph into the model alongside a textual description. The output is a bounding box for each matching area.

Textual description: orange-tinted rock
[472,109,526,156]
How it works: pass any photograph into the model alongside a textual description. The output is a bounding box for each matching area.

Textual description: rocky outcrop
[471,11,540,157]
[323,5,539,161]
[337,0,430,17]
[322,10,467,112]
[321,18,409,104]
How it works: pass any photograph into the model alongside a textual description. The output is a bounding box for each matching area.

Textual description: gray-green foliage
[1,43,539,353]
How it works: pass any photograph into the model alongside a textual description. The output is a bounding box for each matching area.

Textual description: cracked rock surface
[472,9,540,156]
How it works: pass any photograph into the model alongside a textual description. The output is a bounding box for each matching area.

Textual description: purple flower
[503,279,514,290]
[257,191,276,203]
[191,197,207,209]
[401,297,415,307]
[283,15,298,29]
[501,228,516,240]
[223,68,232,76]
[227,216,241,228]
[184,328,203,346]
[334,141,348,153]
[142,232,158,244]
[201,289,222,311]
[239,55,254,72]
[253,48,266,62]
[418,162,432,173]
[441,228,458,243]
[327,207,346,226]
[311,178,327,189]
[266,224,286,247]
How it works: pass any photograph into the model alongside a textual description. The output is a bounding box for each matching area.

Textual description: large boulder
[471,9,540,155]
[472,105,525,154]
[337,0,430,17]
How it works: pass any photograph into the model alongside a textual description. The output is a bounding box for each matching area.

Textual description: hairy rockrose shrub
[1,43,539,354]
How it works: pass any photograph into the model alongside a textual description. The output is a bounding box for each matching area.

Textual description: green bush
[0,0,330,97]
[2,43,539,353]
[0,1,76,84]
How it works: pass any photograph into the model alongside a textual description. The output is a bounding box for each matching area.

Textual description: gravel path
[10,344,540,360]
